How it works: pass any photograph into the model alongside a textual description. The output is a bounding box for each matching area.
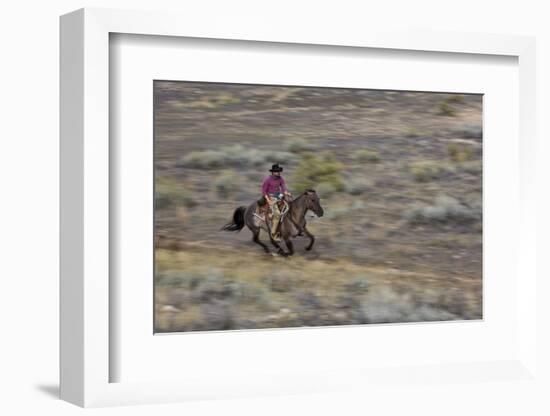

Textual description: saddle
[255,199,289,237]
[256,200,287,222]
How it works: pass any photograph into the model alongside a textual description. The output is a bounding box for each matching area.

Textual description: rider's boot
[270,210,282,241]
[270,220,281,241]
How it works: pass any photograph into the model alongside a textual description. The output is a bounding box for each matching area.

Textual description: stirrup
[270,226,281,241]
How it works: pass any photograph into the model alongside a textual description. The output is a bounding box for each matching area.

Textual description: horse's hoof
[305,246,313,251]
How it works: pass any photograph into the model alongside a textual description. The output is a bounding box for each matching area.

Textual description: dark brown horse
[221,190,324,256]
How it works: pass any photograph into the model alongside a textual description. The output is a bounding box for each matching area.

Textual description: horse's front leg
[303,225,315,251]
[268,235,288,257]
[284,238,294,256]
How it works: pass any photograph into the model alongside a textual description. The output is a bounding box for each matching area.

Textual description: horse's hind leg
[252,229,270,253]
[303,226,315,251]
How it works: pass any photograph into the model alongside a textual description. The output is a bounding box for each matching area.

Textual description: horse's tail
[220,206,246,232]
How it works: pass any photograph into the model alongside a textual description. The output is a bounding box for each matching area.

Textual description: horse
[221,189,324,256]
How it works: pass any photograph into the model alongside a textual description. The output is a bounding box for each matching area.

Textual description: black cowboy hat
[269,163,283,173]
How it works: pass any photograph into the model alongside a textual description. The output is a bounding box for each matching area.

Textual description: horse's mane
[294,189,315,200]
[289,189,314,207]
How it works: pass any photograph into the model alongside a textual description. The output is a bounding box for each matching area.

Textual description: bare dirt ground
[154,81,482,332]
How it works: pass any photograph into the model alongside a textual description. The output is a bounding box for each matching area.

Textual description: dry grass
[155,248,481,332]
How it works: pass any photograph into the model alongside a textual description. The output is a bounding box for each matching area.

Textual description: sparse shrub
[180,149,225,169]
[292,153,345,193]
[360,285,460,324]
[325,200,365,220]
[219,144,265,166]
[446,94,465,104]
[438,101,456,116]
[250,287,273,311]
[168,268,274,312]
[214,172,239,197]
[448,143,474,163]
[179,145,296,169]
[285,137,314,153]
[183,93,241,109]
[212,93,241,107]
[346,276,370,293]
[404,194,481,225]
[262,149,298,165]
[155,178,196,208]
[455,125,482,140]
[354,148,381,163]
[267,273,292,293]
[406,127,421,138]
[230,281,270,306]
[190,269,235,303]
[156,271,201,289]
[344,177,371,195]
[409,161,453,182]
[199,301,234,330]
[465,194,482,214]
[316,181,339,197]
[459,160,482,175]
[296,291,322,310]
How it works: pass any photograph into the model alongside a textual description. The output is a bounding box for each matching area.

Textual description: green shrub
[446,94,465,104]
[406,127,421,138]
[292,153,345,193]
[155,178,196,208]
[438,101,456,116]
[448,143,474,163]
[404,195,481,225]
[285,137,314,153]
[354,148,381,163]
[409,161,453,182]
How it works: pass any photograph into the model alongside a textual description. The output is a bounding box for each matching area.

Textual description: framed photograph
[60,8,537,408]
[152,80,484,334]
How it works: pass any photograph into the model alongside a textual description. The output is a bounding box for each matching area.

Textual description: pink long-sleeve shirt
[261,175,287,196]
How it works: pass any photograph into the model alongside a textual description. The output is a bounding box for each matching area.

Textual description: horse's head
[304,189,324,217]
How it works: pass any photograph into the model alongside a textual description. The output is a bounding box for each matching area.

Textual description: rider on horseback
[259,163,291,241]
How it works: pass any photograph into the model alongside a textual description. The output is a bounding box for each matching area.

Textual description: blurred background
[154,81,482,332]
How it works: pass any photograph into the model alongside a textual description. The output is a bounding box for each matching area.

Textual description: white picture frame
[60,7,537,408]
